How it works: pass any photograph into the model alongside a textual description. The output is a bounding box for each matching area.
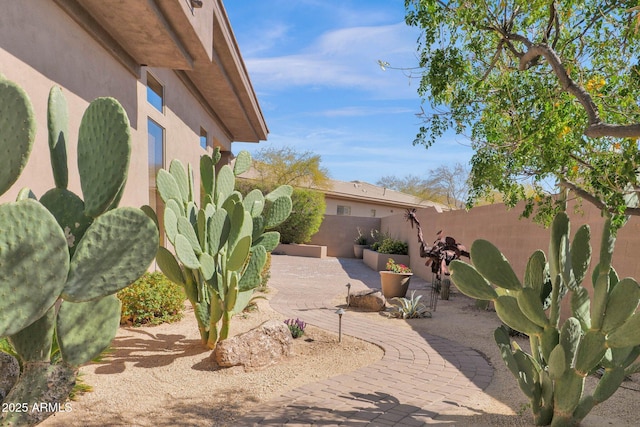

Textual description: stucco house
[323,179,449,218]
[0,0,265,219]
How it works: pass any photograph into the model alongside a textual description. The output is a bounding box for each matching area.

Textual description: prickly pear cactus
[450,211,640,426]
[0,77,158,426]
[156,148,292,349]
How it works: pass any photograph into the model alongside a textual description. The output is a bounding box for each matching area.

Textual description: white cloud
[315,106,414,117]
[244,22,421,98]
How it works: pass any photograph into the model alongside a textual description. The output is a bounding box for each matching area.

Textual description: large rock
[212,320,293,369]
[0,352,19,400]
[347,290,386,311]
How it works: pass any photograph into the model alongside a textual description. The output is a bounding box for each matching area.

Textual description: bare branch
[544,2,556,44]
[479,40,504,81]
[585,123,640,138]
[560,178,640,216]
[518,43,601,123]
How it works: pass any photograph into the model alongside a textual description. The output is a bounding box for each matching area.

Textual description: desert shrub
[375,237,408,255]
[284,318,307,338]
[117,272,186,326]
[275,188,325,244]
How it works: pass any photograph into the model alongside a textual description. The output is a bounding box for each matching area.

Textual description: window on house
[371,209,376,217]
[200,127,208,149]
[337,205,351,216]
[148,118,165,243]
[146,73,164,113]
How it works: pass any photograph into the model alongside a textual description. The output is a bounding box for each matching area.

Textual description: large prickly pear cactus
[0,76,158,426]
[156,148,292,349]
[449,211,640,426]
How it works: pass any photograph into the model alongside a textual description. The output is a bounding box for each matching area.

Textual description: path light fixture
[335,308,345,343]
[346,283,351,307]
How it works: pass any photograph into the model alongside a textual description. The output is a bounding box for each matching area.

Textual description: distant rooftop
[324,179,450,212]
[234,160,449,212]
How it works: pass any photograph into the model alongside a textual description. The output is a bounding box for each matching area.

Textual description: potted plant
[353,227,369,258]
[379,258,413,299]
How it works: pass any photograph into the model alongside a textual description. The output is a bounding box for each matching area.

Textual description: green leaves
[404,0,640,225]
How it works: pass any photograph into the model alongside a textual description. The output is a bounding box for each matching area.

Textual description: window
[337,205,351,216]
[200,127,208,149]
[148,118,165,243]
[146,73,164,113]
[370,209,376,217]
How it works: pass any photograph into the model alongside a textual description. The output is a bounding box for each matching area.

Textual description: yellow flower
[572,165,579,173]
[560,126,571,137]
[585,77,606,92]
[613,142,621,150]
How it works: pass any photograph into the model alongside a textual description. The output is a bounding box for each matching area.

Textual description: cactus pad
[169,159,189,203]
[47,86,69,189]
[0,76,36,197]
[9,306,56,363]
[470,239,522,290]
[233,150,252,176]
[57,295,121,366]
[78,97,131,217]
[449,260,498,300]
[0,200,69,337]
[40,188,93,257]
[63,207,158,301]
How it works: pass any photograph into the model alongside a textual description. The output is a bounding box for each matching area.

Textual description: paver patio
[239,255,493,426]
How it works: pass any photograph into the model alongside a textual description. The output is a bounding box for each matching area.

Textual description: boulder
[348,290,386,311]
[212,320,293,369]
[0,352,20,400]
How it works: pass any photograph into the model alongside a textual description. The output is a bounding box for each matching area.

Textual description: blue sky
[224,1,474,184]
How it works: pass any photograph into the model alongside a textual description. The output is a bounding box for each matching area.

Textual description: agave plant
[389,291,432,319]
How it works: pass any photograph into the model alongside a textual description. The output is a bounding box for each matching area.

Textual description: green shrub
[275,188,325,244]
[117,272,186,326]
[237,180,325,244]
[375,237,408,255]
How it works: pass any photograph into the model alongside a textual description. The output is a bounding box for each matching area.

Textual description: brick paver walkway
[240,255,493,426]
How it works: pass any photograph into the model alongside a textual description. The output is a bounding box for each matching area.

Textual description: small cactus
[156,148,292,349]
[450,211,640,426]
[0,77,158,426]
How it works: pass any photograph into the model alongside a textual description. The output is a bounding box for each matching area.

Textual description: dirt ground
[40,287,639,427]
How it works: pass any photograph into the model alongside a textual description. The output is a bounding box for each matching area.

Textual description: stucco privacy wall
[378,201,640,286]
[311,199,640,286]
[310,216,381,258]
[0,0,231,207]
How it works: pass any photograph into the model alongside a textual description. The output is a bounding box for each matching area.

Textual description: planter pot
[353,244,368,259]
[379,271,412,299]
[363,249,410,271]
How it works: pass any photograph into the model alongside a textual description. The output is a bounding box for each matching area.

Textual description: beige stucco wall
[313,198,640,292]
[0,0,232,210]
[380,201,639,285]
[310,215,381,258]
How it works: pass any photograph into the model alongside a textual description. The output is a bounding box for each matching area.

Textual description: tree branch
[515,42,640,137]
[584,123,640,138]
[560,178,640,216]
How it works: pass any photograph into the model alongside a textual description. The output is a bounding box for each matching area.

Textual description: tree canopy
[402,0,640,227]
[252,146,330,189]
[377,162,470,208]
